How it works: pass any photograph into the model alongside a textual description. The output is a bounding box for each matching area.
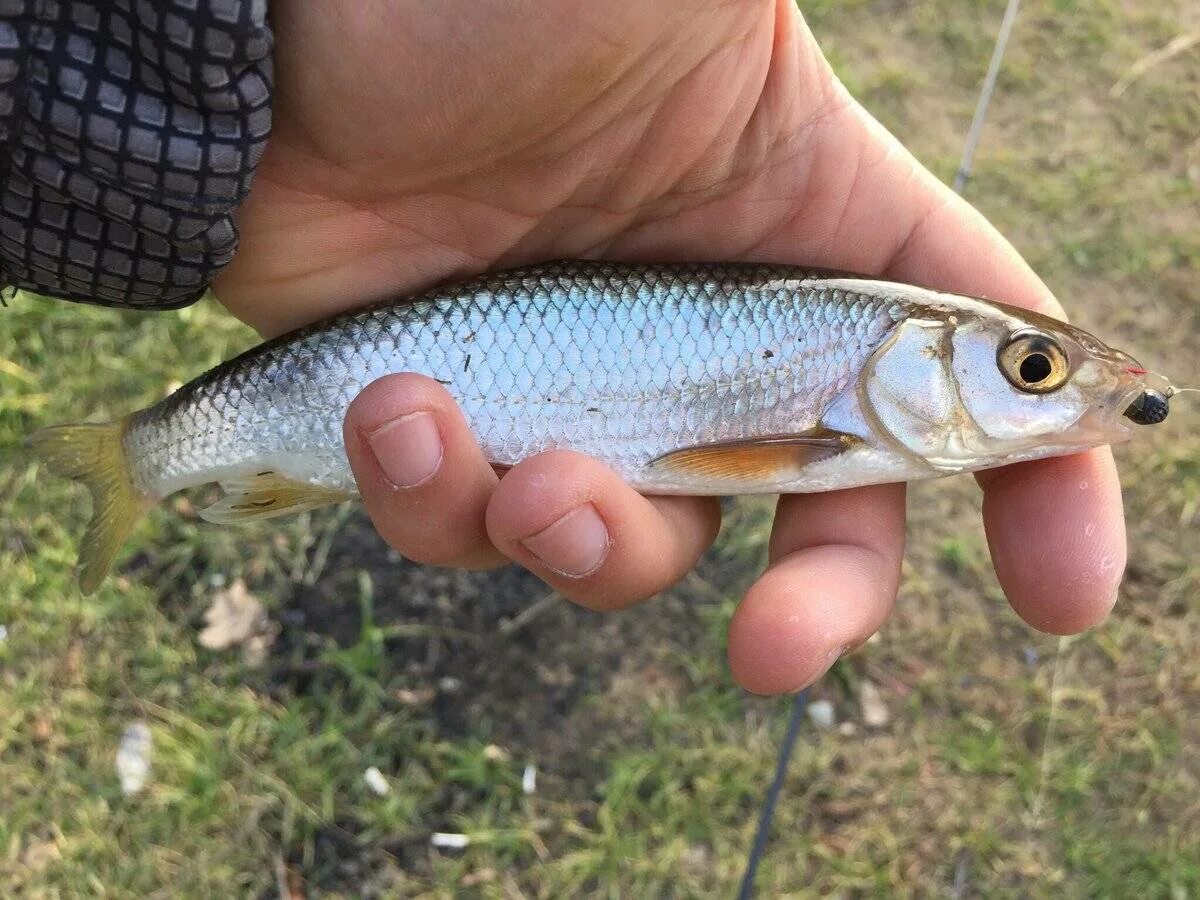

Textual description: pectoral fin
[647,430,856,485]
[201,471,353,524]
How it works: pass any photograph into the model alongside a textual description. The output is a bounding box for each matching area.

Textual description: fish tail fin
[27,419,152,594]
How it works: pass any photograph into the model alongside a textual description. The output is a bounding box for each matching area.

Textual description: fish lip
[1077,381,1145,442]
[1114,381,1149,423]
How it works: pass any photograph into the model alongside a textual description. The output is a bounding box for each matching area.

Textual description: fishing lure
[30,261,1175,592]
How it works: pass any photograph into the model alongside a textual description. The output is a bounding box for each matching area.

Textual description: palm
[219,1,916,333]
[214,0,1127,695]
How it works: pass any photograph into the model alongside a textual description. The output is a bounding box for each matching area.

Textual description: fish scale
[122,261,901,497]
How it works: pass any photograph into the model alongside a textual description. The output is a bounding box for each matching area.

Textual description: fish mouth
[1120,369,1174,426]
[1075,379,1148,443]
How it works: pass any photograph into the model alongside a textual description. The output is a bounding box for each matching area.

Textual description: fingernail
[520,504,610,577]
[367,412,443,487]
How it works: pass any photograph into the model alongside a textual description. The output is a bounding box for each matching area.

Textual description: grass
[2,0,1198,895]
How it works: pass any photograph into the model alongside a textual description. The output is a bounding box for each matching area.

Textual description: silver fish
[30,260,1168,593]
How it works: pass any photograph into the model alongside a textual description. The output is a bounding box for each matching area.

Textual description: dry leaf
[241,626,280,669]
[199,579,268,651]
[483,743,509,762]
[32,715,52,743]
[461,868,497,887]
[395,686,436,706]
[20,837,60,873]
[273,853,306,900]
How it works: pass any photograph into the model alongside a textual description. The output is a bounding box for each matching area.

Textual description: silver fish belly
[122,261,920,498]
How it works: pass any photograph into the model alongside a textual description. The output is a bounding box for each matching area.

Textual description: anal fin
[647,430,857,485]
[201,471,353,524]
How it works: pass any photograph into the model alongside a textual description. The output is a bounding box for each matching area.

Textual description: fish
[29,260,1173,593]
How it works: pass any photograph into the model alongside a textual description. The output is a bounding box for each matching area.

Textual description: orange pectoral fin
[646,430,856,484]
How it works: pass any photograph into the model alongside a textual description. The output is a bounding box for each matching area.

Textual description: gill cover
[861,318,968,471]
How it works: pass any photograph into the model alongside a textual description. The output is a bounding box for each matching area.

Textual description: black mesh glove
[0,0,272,309]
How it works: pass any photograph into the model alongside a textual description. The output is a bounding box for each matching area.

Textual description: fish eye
[998,330,1070,393]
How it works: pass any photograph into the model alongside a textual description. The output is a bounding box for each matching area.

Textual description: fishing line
[1029,635,1068,826]
[736,687,810,900]
[737,1,1023,893]
[954,0,1023,193]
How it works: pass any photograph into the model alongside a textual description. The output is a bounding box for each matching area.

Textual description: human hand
[213,0,1126,694]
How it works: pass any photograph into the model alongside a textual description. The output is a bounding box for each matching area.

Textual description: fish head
[857,300,1159,473]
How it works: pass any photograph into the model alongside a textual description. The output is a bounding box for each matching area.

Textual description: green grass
[2,1,1199,895]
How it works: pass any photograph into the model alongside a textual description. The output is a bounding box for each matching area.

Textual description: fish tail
[27,419,153,594]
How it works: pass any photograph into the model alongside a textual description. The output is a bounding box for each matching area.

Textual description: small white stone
[807,699,836,730]
[522,764,537,795]
[363,766,390,796]
[116,721,152,796]
[431,832,470,849]
[859,681,890,728]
